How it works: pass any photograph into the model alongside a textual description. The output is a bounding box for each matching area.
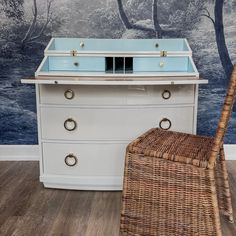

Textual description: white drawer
[126,85,194,105]
[40,106,194,141]
[42,142,126,176]
[39,85,195,105]
[39,85,126,105]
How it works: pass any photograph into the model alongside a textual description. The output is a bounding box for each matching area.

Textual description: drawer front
[133,57,189,72]
[39,85,126,105]
[49,56,105,71]
[42,142,126,176]
[39,85,195,105]
[40,106,194,141]
[126,85,194,105]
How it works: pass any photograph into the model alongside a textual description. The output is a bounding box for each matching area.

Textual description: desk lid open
[21,75,208,85]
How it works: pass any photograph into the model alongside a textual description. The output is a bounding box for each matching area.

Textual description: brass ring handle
[162,90,171,100]
[159,118,172,130]
[65,154,78,167]
[64,89,75,100]
[64,118,77,131]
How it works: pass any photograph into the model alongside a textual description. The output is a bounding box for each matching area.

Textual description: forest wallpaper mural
[0,0,235,144]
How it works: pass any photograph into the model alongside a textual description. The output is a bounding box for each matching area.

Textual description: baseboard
[0,145,39,161]
[0,144,235,161]
[224,144,236,160]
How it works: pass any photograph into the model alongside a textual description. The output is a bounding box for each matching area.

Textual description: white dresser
[22,38,207,190]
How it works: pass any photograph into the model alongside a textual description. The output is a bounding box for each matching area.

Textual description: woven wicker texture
[120,64,236,236]
[128,128,215,168]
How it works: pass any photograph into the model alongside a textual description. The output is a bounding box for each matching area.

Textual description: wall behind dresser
[0,0,235,145]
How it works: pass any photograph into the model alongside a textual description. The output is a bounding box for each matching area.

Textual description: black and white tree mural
[0,0,235,144]
[21,0,54,46]
[202,0,233,78]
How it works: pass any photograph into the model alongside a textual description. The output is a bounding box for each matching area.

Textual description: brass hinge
[160,51,167,57]
[70,50,78,56]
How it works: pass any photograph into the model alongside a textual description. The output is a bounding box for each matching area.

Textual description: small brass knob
[80,41,85,48]
[159,118,172,130]
[65,154,78,167]
[64,89,75,100]
[162,90,171,100]
[159,62,164,68]
[64,118,77,131]
[74,62,79,67]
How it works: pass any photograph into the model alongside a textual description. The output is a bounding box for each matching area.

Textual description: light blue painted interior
[49,40,55,50]
[48,56,105,71]
[41,58,49,71]
[187,59,195,72]
[133,57,192,72]
[39,55,196,74]
[48,38,190,52]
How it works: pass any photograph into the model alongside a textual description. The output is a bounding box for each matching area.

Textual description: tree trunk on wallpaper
[152,0,163,38]
[214,0,233,78]
[116,0,161,37]
[116,0,132,29]
[21,0,53,46]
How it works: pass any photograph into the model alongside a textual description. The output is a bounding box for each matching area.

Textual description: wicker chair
[120,65,236,236]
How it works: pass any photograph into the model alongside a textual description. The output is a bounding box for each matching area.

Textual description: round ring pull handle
[162,90,171,100]
[159,118,172,130]
[64,89,75,100]
[64,118,77,131]
[65,154,78,167]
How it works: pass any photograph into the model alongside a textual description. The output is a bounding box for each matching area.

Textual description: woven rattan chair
[120,65,236,236]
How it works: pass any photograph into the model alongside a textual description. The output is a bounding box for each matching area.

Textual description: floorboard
[0,161,235,236]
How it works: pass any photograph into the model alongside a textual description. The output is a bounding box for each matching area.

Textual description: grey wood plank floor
[0,161,235,236]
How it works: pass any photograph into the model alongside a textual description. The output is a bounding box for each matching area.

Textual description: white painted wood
[35,71,199,78]
[35,56,48,76]
[20,38,210,190]
[42,142,126,176]
[44,37,54,54]
[44,52,192,57]
[21,78,208,85]
[184,38,192,56]
[40,106,194,141]
[36,85,44,175]
[189,56,198,76]
[39,84,195,106]
[0,145,39,161]
[41,175,123,190]
[125,85,195,105]
[224,144,236,160]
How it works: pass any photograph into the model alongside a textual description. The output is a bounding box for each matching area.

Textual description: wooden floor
[0,161,235,236]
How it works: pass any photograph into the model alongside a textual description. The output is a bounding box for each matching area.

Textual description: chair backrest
[208,64,236,168]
